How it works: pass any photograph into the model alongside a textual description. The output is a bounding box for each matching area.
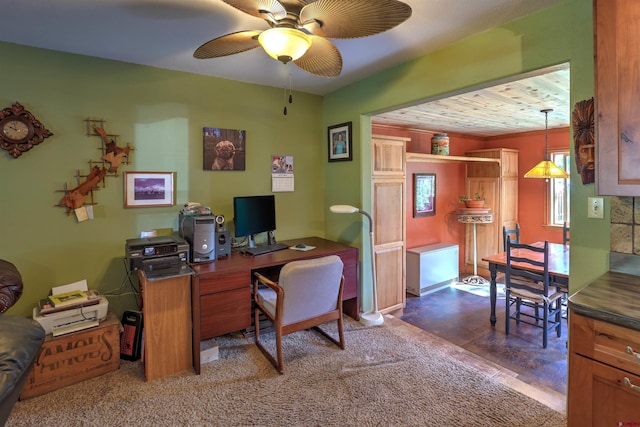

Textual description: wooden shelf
[406,152,501,164]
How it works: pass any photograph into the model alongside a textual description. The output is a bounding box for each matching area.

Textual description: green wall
[324,0,606,311]
[0,42,324,317]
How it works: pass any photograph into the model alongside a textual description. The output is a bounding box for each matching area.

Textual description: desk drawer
[199,270,250,295]
[571,312,640,377]
[200,287,251,339]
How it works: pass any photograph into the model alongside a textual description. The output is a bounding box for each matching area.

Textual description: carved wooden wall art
[572,97,595,185]
[56,118,134,217]
[86,118,133,175]
[0,102,53,158]
[57,165,107,213]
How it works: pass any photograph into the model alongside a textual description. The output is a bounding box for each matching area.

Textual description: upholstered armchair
[253,255,345,374]
[0,259,45,425]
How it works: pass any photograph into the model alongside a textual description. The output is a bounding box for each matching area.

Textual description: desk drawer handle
[625,377,640,392]
[626,346,640,359]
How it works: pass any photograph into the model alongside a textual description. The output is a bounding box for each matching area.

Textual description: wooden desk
[190,236,359,373]
[482,241,569,326]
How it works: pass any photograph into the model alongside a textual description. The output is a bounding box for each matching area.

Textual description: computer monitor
[233,195,276,248]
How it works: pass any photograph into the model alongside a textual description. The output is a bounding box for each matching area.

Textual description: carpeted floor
[8,318,566,427]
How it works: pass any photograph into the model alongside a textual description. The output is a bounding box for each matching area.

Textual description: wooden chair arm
[253,272,284,304]
[253,272,281,291]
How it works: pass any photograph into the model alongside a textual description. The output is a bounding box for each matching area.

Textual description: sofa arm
[0,316,45,425]
[0,260,23,314]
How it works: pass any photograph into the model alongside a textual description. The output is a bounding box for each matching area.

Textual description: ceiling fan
[193,0,412,78]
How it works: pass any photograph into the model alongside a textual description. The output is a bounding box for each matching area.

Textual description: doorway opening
[371,62,571,398]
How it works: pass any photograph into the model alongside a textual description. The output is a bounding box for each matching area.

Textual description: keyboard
[243,242,289,256]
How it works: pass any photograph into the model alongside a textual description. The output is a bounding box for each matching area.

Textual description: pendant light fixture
[524,109,570,180]
[258,27,311,64]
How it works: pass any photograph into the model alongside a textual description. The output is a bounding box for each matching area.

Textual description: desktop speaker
[267,230,276,245]
[182,215,216,263]
[215,214,226,232]
[215,231,231,259]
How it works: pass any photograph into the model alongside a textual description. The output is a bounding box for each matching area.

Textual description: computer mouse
[295,243,307,249]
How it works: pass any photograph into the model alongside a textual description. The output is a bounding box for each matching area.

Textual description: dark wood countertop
[568,271,640,331]
[190,236,357,275]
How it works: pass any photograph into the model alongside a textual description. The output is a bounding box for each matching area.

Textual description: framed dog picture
[203,127,246,171]
[328,122,352,162]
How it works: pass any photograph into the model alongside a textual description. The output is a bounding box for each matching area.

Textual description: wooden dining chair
[505,240,563,348]
[503,223,520,251]
[252,255,345,374]
[563,221,570,245]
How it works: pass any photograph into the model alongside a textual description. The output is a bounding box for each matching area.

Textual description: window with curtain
[548,150,570,226]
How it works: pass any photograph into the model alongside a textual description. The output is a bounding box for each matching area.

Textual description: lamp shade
[524,160,570,179]
[258,27,311,63]
[524,108,569,179]
[329,204,359,214]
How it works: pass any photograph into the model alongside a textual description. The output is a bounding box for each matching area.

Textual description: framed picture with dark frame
[203,127,246,171]
[413,173,436,217]
[124,171,176,208]
[328,121,352,162]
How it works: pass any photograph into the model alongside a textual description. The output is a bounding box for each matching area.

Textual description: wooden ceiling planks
[373,67,570,138]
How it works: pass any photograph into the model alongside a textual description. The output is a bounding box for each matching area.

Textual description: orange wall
[372,124,570,272]
[485,127,568,245]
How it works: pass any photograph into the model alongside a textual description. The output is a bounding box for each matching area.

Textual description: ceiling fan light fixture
[524,108,570,179]
[258,28,311,63]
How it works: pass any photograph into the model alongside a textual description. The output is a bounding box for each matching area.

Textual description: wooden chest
[20,312,121,399]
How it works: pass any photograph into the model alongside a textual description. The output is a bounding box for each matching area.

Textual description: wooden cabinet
[372,135,409,314]
[373,135,406,175]
[568,312,640,425]
[139,271,193,381]
[594,0,640,196]
[464,148,518,269]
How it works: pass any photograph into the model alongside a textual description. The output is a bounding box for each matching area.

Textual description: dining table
[482,241,569,326]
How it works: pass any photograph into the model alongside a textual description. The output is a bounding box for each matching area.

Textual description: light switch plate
[588,197,604,219]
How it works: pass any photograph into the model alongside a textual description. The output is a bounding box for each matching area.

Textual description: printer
[125,236,189,272]
[33,296,109,336]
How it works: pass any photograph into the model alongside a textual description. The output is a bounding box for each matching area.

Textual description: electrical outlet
[588,197,604,219]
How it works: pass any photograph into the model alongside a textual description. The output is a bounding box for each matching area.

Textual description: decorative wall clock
[0,102,53,158]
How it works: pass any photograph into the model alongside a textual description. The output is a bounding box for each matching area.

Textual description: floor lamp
[329,205,384,326]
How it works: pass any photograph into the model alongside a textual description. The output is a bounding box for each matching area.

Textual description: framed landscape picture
[328,122,352,162]
[413,173,436,217]
[124,171,175,208]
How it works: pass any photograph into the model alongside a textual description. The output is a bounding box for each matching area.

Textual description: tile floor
[392,284,567,414]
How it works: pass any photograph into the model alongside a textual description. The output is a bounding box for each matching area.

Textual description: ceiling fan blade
[300,0,412,39]
[221,0,287,20]
[193,30,262,59]
[293,35,342,78]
